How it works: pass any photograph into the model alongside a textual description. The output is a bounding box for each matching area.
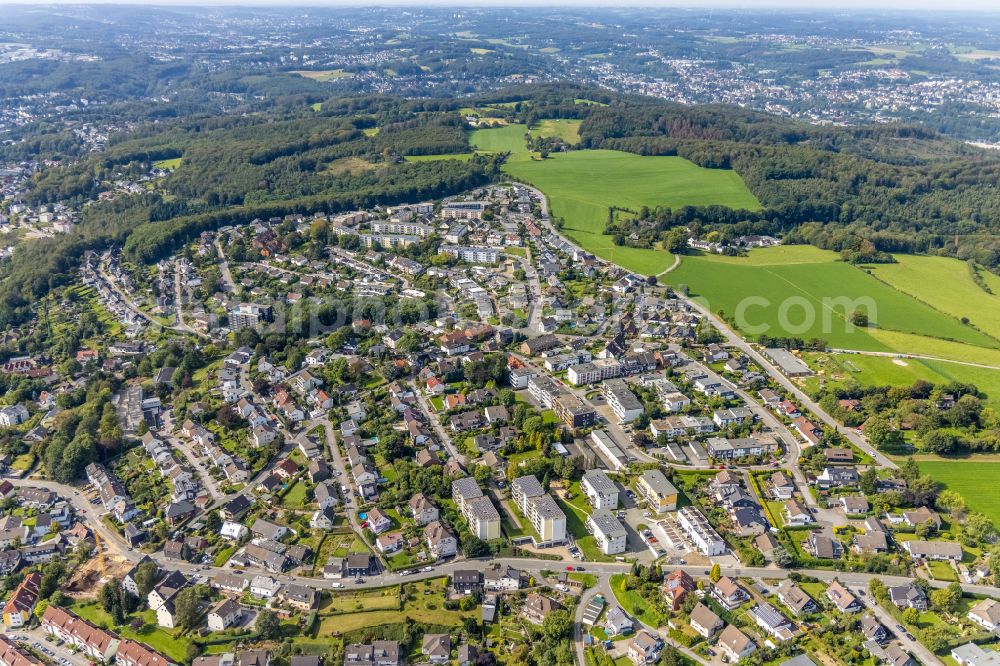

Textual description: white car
[422,566,434,572]
[330,582,344,588]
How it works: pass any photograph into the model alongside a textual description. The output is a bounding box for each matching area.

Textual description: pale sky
[0,0,998,10]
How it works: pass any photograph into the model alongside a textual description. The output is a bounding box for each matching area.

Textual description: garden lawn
[504,150,760,275]
[213,546,236,567]
[917,460,1000,526]
[927,560,959,582]
[72,604,191,663]
[316,578,473,634]
[281,480,310,507]
[668,247,1000,352]
[11,453,34,472]
[609,574,666,627]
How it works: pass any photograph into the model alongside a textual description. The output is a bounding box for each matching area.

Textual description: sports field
[502,148,760,274]
[668,246,1000,352]
[530,119,582,144]
[869,254,1000,340]
[918,460,1000,525]
[806,352,1000,409]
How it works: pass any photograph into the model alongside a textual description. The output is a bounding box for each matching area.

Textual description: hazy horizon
[0,0,998,13]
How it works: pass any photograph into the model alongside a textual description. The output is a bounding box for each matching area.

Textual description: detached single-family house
[688,602,723,639]
[718,625,756,661]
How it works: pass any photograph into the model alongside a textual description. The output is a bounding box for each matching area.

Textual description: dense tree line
[572,99,1000,267]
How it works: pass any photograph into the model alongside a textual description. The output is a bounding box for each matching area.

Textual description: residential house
[662,570,696,611]
[277,584,317,611]
[343,642,399,666]
[718,625,756,661]
[783,500,816,527]
[425,521,458,559]
[207,599,241,632]
[451,570,483,595]
[483,563,521,593]
[581,469,619,510]
[903,507,942,529]
[826,581,862,613]
[688,603,723,639]
[969,599,1000,632]
[861,614,890,643]
[751,603,796,641]
[604,606,634,636]
[776,580,817,616]
[809,533,844,559]
[249,576,281,599]
[888,583,928,611]
[421,634,451,665]
[903,540,963,561]
[2,573,40,628]
[521,593,562,625]
[712,577,749,610]
[626,630,663,665]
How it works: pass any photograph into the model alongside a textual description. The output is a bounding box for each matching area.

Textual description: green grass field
[530,119,582,145]
[869,254,1000,341]
[403,153,475,162]
[469,123,528,154]
[806,352,949,387]
[917,460,1000,525]
[868,329,1000,366]
[503,149,760,274]
[668,246,1000,352]
[291,69,350,81]
[153,157,182,169]
[806,352,1000,409]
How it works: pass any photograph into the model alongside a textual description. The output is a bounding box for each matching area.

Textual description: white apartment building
[586,509,627,555]
[602,379,644,424]
[511,475,566,546]
[677,506,727,556]
[438,244,499,264]
[581,469,619,510]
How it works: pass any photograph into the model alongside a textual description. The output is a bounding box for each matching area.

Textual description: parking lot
[14,626,92,666]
